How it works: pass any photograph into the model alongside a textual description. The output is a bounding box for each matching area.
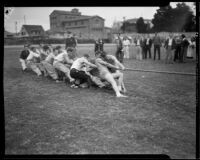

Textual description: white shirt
[71,57,88,70]
[26,50,40,61]
[146,38,150,45]
[54,50,73,64]
[123,39,130,46]
[137,39,140,46]
[168,38,173,46]
[45,52,55,64]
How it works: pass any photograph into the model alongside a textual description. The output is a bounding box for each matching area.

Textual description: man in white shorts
[26,47,42,76]
[95,51,127,97]
[53,47,75,83]
[41,47,60,82]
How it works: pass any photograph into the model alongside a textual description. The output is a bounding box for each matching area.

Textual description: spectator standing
[144,34,152,59]
[187,37,196,59]
[65,33,77,57]
[94,38,104,56]
[174,35,182,62]
[134,35,143,60]
[180,34,190,63]
[153,33,162,60]
[164,33,176,64]
[123,36,130,59]
[140,35,146,60]
[115,33,124,63]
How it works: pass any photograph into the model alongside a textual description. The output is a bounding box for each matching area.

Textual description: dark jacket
[95,40,104,52]
[164,38,176,50]
[20,49,30,60]
[181,38,189,48]
[65,37,77,49]
[144,38,152,48]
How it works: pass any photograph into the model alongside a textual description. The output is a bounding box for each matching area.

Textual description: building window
[81,21,84,25]
[95,19,99,23]
[75,22,77,25]
[68,22,71,26]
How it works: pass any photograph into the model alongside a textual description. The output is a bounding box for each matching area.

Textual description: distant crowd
[94,32,196,64]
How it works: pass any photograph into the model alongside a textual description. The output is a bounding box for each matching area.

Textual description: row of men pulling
[19,44,128,97]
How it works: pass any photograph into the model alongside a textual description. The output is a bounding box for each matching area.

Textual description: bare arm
[97,58,119,70]
[108,55,125,70]
[64,54,74,64]
[84,60,98,68]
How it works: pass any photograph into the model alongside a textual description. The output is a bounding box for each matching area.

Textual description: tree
[136,17,148,33]
[120,21,131,33]
[152,2,196,32]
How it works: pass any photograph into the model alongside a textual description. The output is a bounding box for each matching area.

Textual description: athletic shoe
[70,84,79,88]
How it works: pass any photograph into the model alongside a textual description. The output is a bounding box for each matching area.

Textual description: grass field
[4,44,196,158]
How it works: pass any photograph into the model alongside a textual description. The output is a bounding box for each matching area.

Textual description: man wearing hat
[19,44,31,72]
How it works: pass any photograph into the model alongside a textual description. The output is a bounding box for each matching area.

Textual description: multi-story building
[49,8,107,39]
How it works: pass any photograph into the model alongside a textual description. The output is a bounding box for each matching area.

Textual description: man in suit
[153,32,162,60]
[174,35,182,62]
[115,33,124,63]
[144,34,152,59]
[65,33,77,57]
[94,38,104,56]
[164,33,176,64]
[180,34,190,63]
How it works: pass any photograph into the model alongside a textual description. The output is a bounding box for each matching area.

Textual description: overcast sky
[4,2,195,33]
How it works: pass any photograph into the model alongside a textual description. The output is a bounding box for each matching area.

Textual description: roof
[62,15,104,24]
[50,10,81,16]
[22,25,45,35]
[4,30,15,36]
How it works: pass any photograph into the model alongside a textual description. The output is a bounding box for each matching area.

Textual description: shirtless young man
[95,51,127,97]
[97,51,127,93]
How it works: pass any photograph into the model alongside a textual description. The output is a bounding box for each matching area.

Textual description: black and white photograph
[4,2,197,159]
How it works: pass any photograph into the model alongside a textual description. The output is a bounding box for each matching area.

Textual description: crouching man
[41,47,60,82]
[26,47,42,76]
[53,47,75,83]
[95,51,127,97]
[70,54,98,88]
[19,44,30,72]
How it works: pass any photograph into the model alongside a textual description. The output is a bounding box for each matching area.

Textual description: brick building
[49,8,108,39]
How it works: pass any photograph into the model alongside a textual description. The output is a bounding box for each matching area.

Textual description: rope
[124,68,196,76]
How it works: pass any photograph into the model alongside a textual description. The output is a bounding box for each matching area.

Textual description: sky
[4,2,195,33]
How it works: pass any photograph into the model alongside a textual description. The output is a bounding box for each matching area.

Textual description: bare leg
[104,73,127,97]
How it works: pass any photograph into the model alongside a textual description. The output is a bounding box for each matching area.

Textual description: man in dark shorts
[70,54,98,88]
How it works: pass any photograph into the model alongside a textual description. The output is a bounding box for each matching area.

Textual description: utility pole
[24,15,26,24]
[15,21,17,35]
[123,17,126,34]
